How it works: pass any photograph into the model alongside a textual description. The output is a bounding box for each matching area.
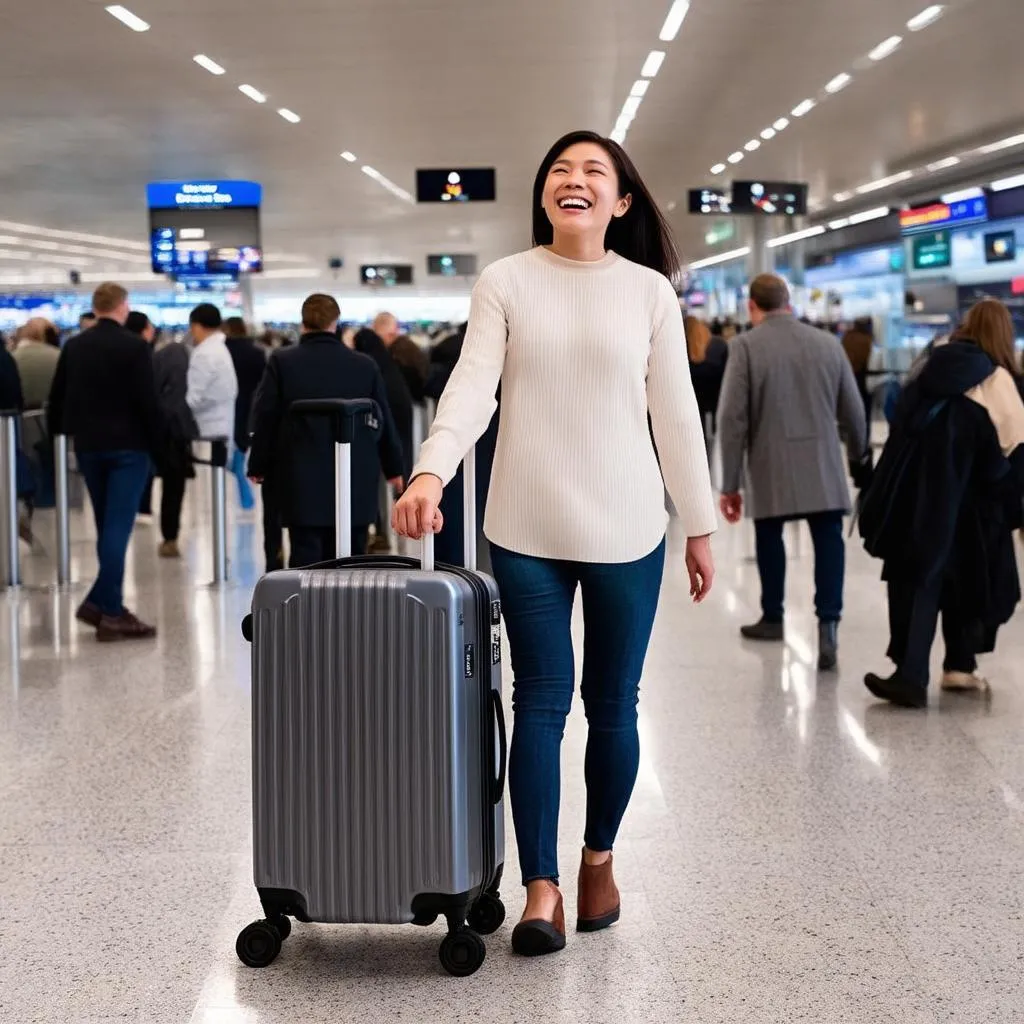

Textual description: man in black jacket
[47,283,162,641]
[223,317,266,513]
[248,294,405,567]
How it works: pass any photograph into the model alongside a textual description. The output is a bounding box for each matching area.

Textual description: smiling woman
[393,129,716,960]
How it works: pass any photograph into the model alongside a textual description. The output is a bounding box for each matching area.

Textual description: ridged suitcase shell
[250,564,504,925]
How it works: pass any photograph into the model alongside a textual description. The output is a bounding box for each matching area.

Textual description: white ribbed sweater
[412,246,718,562]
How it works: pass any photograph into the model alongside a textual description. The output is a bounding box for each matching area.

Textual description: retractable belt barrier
[0,411,20,588]
[192,439,229,584]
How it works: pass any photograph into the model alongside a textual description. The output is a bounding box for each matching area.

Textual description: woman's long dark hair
[531,130,681,282]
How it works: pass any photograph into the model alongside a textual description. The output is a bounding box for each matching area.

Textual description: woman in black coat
[860,299,1024,707]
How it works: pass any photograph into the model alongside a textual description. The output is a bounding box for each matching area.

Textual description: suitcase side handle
[490,688,507,805]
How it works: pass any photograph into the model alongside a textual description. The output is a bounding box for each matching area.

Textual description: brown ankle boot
[511,881,566,956]
[577,849,620,932]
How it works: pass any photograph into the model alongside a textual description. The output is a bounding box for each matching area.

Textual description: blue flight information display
[147,180,263,275]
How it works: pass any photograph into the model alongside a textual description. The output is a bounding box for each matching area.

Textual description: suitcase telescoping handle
[288,398,381,560]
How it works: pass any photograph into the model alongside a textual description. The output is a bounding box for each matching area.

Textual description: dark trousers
[77,450,152,617]
[139,473,154,515]
[261,481,284,573]
[288,525,370,568]
[755,510,845,624]
[886,576,977,688]
[489,538,666,885]
[159,468,188,543]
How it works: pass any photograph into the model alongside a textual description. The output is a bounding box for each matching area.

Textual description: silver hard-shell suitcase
[237,398,506,978]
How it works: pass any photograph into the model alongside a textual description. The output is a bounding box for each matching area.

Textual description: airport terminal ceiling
[0,0,1020,290]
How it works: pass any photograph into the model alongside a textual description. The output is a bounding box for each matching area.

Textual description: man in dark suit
[223,316,267,512]
[247,293,405,568]
[47,282,163,641]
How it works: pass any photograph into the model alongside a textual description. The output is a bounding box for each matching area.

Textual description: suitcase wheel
[236,919,284,968]
[467,893,506,936]
[439,928,486,978]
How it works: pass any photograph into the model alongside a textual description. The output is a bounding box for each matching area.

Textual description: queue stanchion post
[55,434,72,586]
[210,439,229,585]
[1,412,21,589]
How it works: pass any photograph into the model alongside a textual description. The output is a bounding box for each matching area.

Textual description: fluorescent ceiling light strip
[760,127,777,141]
[659,0,690,42]
[610,129,627,144]
[82,272,161,283]
[744,139,761,152]
[825,73,852,94]
[926,156,961,172]
[828,218,851,230]
[688,246,751,270]
[773,117,790,131]
[0,250,34,260]
[621,96,643,119]
[641,51,666,77]
[261,268,322,279]
[766,225,826,249]
[848,206,891,225]
[940,187,984,203]
[991,172,1024,192]
[832,191,853,203]
[869,35,903,61]
[105,5,149,31]
[6,237,149,261]
[239,84,267,103]
[340,151,358,163]
[907,5,944,31]
[855,170,913,194]
[193,54,225,75]
[978,133,1024,155]
[710,163,726,175]
[727,151,744,164]
[630,79,650,98]
[791,99,815,117]
[0,219,149,250]
[277,108,301,123]
[361,165,413,203]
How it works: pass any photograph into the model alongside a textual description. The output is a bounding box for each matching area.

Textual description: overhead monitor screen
[427,254,478,276]
[360,264,414,286]
[985,230,1017,264]
[730,181,808,216]
[912,230,952,270]
[147,180,262,275]
[688,188,732,215]
[416,168,496,203]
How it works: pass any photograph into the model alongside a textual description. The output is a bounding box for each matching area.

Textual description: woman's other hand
[392,474,444,540]
[685,534,715,603]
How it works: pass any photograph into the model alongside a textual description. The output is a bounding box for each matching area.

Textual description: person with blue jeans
[47,282,163,641]
[393,131,718,956]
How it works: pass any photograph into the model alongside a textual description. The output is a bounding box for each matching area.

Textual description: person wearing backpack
[860,298,1024,707]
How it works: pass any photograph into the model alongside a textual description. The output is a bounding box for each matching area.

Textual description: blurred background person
[841,316,875,447]
[223,316,266,514]
[186,304,238,444]
[685,315,728,458]
[12,317,60,410]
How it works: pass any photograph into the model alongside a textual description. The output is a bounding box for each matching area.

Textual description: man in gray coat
[717,274,868,670]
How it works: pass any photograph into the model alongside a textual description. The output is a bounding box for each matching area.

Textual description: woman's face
[541,142,631,240]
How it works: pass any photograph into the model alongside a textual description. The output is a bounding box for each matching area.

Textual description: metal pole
[55,434,72,585]
[2,415,21,588]
[335,441,352,558]
[211,445,228,584]
[463,448,477,571]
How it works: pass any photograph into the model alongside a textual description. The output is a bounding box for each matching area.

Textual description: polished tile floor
[2,483,1024,1024]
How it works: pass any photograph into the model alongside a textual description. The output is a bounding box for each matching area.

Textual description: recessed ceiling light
[978,132,1024,155]
[659,0,691,42]
[744,139,761,152]
[277,108,301,124]
[848,206,891,224]
[641,51,666,77]
[926,156,961,172]
[727,151,744,164]
[340,151,358,163]
[710,163,726,175]
[193,54,225,75]
[766,226,826,249]
[104,5,149,31]
[791,99,816,117]
[854,170,914,194]
[991,172,1024,192]
[833,191,853,203]
[868,35,903,61]
[825,73,852,94]
[760,127,777,141]
[666,200,677,212]
[828,218,851,230]
[773,118,790,131]
[630,79,650,98]
[907,5,944,31]
[940,186,984,203]
[238,84,267,104]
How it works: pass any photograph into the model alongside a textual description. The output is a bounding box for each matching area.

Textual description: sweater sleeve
[412,267,507,485]
[646,278,718,537]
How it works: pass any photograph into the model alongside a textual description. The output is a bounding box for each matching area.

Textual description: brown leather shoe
[75,601,103,629]
[577,850,620,932]
[96,610,157,642]
[511,881,566,956]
